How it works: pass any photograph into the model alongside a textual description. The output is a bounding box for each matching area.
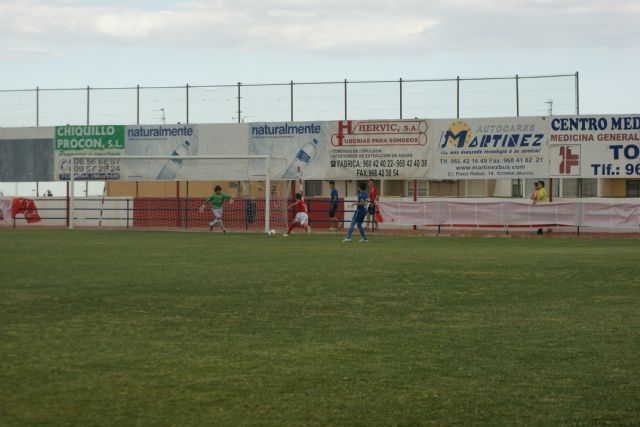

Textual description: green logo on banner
[55,125,125,151]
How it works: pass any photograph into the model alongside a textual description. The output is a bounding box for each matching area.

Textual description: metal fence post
[344,79,348,120]
[36,86,39,127]
[575,71,580,114]
[456,76,460,118]
[184,181,189,229]
[86,85,90,125]
[290,80,294,122]
[413,179,417,230]
[515,74,520,117]
[399,78,403,119]
[186,83,190,124]
[136,84,140,125]
[237,82,242,123]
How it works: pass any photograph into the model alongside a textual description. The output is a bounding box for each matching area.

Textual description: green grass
[1,230,639,426]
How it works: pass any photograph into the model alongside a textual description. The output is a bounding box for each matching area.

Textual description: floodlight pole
[237,82,242,123]
[36,86,40,127]
[344,79,348,120]
[575,71,580,114]
[186,83,190,124]
[515,74,520,117]
[136,85,140,125]
[399,78,403,119]
[290,81,294,122]
[86,85,90,125]
[456,76,460,118]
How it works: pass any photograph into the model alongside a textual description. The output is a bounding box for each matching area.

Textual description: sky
[0,0,639,115]
[1,0,639,196]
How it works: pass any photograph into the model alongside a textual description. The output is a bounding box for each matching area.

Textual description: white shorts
[294,212,309,225]
[212,208,223,220]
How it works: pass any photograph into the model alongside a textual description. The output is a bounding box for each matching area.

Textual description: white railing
[378,199,640,230]
[5,197,640,233]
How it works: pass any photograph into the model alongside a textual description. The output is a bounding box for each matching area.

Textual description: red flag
[11,198,41,223]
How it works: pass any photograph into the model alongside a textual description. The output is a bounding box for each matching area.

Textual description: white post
[597,178,603,197]
[69,161,75,230]
[265,156,271,233]
[558,178,563,199]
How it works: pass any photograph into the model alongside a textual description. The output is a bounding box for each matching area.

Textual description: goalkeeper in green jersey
[200,185,233,233]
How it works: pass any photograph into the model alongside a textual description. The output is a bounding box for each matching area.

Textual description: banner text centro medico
[549,115,640,178]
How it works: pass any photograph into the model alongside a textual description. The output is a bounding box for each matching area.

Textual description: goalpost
[66,155,289,232]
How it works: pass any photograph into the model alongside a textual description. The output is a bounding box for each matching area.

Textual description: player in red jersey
[283,193,311,236]
[366,179,379,231]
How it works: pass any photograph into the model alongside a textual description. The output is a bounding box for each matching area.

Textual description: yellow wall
[429,180,464,197]
[187,182,215,198]
[106,181,136,197]
[106,181,258,198]
[485,180,497,197]
[137,182,176,197]
[601,179,627,197]
[382,180,403,197]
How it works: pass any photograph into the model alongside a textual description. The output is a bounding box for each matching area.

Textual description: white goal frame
[67,155,274,232]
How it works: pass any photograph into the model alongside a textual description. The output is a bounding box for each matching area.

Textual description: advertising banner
[549,115,640,178]
[54,124,203,181]
[50,116,640,182]
[248,121,326,180]
[54,125,125,180]
[428,117,548,179]
[123,124,199,180]
[326,119,430,179]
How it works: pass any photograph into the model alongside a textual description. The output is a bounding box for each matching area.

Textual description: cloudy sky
[1,0,639,121]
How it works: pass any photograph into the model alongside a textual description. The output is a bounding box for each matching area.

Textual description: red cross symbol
[559,146,579,174]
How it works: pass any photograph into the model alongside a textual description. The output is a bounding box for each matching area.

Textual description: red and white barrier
[378,200,640,229]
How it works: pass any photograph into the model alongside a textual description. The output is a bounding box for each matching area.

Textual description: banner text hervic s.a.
[549,115,640,178]
[428,117,548,179]
[326,120,430,179]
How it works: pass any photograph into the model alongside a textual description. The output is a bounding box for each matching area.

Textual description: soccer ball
[267,229,276,237]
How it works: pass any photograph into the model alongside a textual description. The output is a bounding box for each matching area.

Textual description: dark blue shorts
[353,211,366,224]
[329,203,338,217]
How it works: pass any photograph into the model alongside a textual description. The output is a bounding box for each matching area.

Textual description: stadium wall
[2,115,640,200]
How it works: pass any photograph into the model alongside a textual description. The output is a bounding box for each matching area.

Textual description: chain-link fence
[0,73,579,127]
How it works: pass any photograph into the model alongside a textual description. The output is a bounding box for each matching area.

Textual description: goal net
[64,155,290,232]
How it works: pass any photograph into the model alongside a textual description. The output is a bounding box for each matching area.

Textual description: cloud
[0,0,638,53]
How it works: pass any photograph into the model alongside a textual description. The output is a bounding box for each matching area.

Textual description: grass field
[1,230,639,426]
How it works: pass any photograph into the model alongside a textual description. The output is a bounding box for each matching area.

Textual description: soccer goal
[64,155,290,232]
